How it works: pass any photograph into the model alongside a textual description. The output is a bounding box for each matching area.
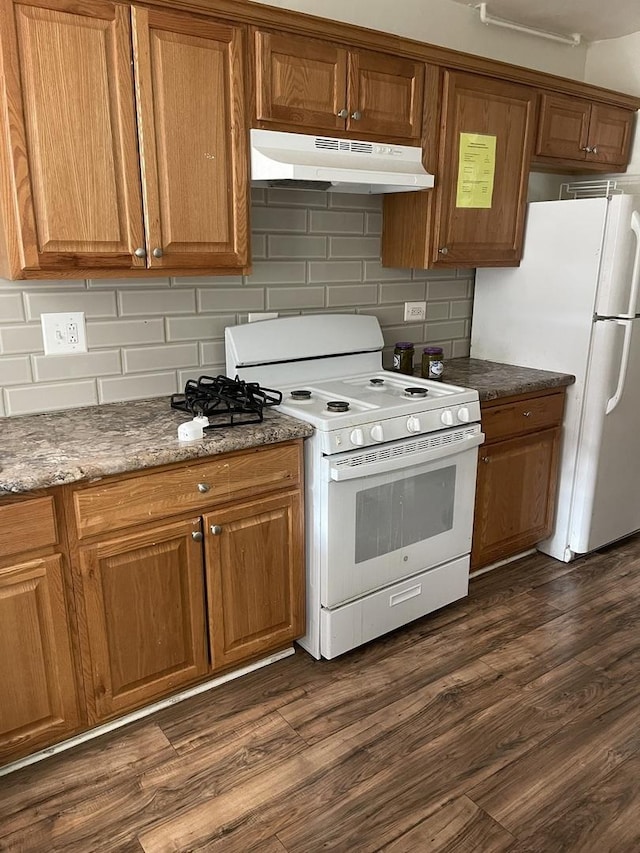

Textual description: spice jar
[421,346,444,380]
[393,341,414,375]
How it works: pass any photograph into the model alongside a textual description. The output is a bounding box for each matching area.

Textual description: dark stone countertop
[0,398,313,495]
[441,357,575,402]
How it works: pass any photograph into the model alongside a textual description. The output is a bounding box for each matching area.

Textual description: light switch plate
[41,312,87,355]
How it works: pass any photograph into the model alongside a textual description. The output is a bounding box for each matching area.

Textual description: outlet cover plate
[41,312,87,355]
[404,301,426,322]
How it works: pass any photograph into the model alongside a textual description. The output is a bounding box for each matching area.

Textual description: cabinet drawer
[481,392,565,443]
[0,496,58,559]
[72,443,301,539]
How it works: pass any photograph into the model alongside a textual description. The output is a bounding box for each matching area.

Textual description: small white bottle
[177,415,209,441]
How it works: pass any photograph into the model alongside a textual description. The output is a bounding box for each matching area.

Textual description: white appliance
[250,129,434,194]
[226,314,482,659]
[471,186,640,562]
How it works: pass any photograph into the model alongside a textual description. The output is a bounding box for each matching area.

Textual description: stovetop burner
[370,378,384,386]
[404,386,429,398]
[290,389,312,400]
[327,400,350,413]
[171,375,282,428]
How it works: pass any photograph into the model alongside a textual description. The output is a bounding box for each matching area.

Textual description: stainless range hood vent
[250,129,434,195]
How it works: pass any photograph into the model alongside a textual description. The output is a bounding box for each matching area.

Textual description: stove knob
[440,409,454,426]
[370,423,384,442]
[457,407,472,423]
[407,416,421,434]
[350,428,365,446]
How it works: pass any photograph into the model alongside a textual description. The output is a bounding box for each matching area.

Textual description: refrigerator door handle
[605,319,633,415]
[625,211,640,318]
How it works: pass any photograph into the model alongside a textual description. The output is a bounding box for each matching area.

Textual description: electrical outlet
[41,312,87,355]
[248,312,279,323]
[404,301,427,322]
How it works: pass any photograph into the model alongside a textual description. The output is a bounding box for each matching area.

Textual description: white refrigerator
[471,193,640,562]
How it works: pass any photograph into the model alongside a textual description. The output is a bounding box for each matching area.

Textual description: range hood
[250,129,434,194]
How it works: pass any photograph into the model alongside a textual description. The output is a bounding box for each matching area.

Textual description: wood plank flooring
[2,535,640,852]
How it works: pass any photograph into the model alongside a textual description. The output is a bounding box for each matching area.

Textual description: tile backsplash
[0,190,473,417]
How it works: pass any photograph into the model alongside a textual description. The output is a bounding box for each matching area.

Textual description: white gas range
[226,314,483,659]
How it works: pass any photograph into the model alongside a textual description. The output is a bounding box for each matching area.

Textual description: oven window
[354,466,456,563]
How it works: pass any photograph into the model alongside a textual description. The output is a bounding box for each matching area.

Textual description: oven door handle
[328,432,485,481]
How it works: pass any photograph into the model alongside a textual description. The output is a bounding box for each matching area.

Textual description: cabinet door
[78,518,207,721]
[347,50,424,142]
[205,491,304,670]
[433,71,536,267]
[0,555,79,762]
[131,7,249,270]
[255,30,348,132]
[535,93,590,161]
[586,104,633,168]
[0,0,145,275]
[471,427,560,570]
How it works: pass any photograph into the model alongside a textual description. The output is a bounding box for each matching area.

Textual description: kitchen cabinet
[0,0,248,279]
[68,442,305,723]
[533,93,633,171]
[0,495,80,763]
[205,491,304,670]
[254,30,424,143]
[471,389,565,571]
[383,70,537,269]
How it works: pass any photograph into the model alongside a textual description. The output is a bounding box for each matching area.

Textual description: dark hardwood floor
[2,535,640,852]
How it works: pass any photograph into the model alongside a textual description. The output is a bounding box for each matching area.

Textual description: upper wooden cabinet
[254,30,424,144]
[383,70,537,269]
[0,0,249,279]
[534,93,633,171]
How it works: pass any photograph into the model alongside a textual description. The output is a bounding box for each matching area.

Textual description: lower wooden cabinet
[0,555,79,762]
[78,518,208,722]
[471,390,564,570]
[205,490,304,670]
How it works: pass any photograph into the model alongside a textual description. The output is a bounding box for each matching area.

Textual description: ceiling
[454,0,640,42]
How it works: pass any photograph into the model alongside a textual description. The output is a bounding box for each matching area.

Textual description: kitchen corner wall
[0,189,473,417]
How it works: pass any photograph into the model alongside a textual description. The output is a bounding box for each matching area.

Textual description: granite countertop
[0,398,314,495]
[441,357,575,402]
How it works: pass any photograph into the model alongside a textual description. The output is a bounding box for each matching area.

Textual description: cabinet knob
[210,524,222,535]
[191,531,203,542]
[438,247,449,255]
[581,146,593,153]
[197,482,211,493]
[351,110,362,120]
[591,146,599,155]
[481,456,490,463]
[133,247,146,258]
[337,108,348,118]
[522,411,532,417]
[152,247,164,258]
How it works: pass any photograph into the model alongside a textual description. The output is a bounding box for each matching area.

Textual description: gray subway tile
[268,235,327,258]
[357,305,405,325]
[119,289,196,316]
[266,188,328,208]
[197,289,265,312]
[87,319,165,348]
[326,284,378,307]
[87,277,170,289]
[425,302,450,321]
[452,339,471,358]
[98,372,177,404]
[0,293,24,322]
[0,356,31,385]
[251,206,307,233]
[308,261,362,283]
[123,343,199,374]
[199,340,226,366]
[266,287,325,310]
[247,261,307,285]
[329,237,380,258]
[32,350,121,382]
[450,299,472,319]
[425,320,467,341]
[365,212,383,235]
[166,314,235,341]
[309,210,364,234]
[379,281,427,303]
[25,290,116,321]
[5,380,98,416]
[427,279,471,301]
[329,193,382,210]
[0,324,44,354]
[364,261,411,282]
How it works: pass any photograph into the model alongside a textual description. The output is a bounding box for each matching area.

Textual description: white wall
[584,32,640,174]
[250,0,588,79]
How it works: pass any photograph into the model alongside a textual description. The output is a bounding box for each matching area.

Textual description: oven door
[320,426,483,608]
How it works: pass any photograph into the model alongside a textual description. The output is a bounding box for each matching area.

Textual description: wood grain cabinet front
[534,93,634,171]
[383,70,537,269]
[0,0,249,279]
[254,29,424,144]
[471,390,565,571]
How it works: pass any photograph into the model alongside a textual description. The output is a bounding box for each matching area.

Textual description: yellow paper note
[456,132,496,209]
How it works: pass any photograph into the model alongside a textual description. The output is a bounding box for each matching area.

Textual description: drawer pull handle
[522,411,532,417]
[210,524,222,535]
[390,584,422,607]
[197,483,211,493]
[191,531,203,542]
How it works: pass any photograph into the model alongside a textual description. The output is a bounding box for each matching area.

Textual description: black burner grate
[171,375,282,428]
